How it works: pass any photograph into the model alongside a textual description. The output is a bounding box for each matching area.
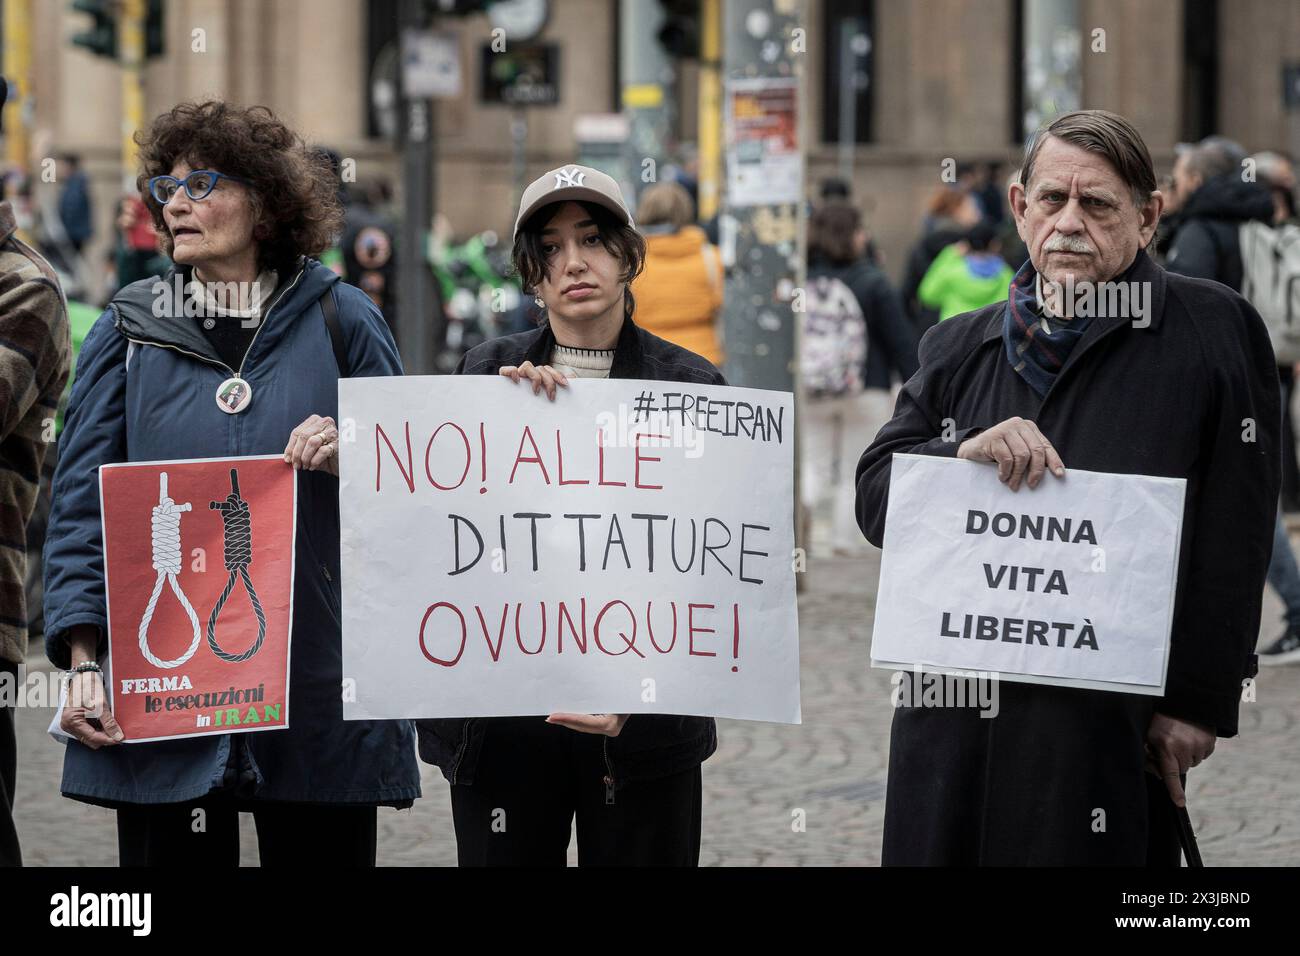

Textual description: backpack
[1239,220,1300,365]
[800,274,867,397]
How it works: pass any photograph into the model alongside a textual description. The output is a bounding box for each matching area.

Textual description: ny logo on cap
[554,167,586,189]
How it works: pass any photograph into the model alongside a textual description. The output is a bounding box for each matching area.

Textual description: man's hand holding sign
[956,416,1064,491]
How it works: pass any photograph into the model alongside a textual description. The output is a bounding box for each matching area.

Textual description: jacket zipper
[602,737,616,805]
[119,336,230,375]
[233,265,305,381]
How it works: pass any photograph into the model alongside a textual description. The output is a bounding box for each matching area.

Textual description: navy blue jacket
[58,172,93,247]
[43,257,420,807]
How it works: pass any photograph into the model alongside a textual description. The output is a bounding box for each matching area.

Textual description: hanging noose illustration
[138,472,203,669]
[206,468,267,663]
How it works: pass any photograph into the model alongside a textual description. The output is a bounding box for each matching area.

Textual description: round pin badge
[215,377,253,414]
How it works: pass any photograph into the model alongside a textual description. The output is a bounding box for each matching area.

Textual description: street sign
[401,29,462,98]
[480,43,559,106]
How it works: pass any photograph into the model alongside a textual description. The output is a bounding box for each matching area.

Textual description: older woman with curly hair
[42,100,419,866]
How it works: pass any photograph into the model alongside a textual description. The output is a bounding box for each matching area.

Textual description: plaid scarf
[1002,259,1095,397]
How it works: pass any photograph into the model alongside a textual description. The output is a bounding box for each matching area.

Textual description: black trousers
[116,791,377,867]
[450,717,702,867]
[0,661,20,867]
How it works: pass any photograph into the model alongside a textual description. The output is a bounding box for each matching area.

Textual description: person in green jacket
[917,221,1014,321]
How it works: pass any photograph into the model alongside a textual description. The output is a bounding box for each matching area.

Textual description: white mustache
[1043,234,1094,254]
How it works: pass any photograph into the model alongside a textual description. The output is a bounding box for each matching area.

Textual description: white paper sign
[339,376,800,724]
[871,454,1186,694]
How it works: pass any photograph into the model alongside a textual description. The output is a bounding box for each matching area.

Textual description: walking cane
[1173,792,1204,868]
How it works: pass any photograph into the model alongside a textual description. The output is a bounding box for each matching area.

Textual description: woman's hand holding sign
[60,626,124,749]
[547,713,629,736]
[284,414,340,477]
[500,362,569,402]
[957,417,1066,491]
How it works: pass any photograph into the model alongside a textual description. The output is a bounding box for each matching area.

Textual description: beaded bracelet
[66,661,103,682]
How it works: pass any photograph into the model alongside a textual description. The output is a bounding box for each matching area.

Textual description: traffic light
[147,0,165,59]
[657,0,700,59]
[70,0,118,61]
[70,1,164,61]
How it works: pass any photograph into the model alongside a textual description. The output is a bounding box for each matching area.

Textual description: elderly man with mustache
[856,110,1279,865]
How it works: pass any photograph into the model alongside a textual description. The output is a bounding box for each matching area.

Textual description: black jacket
[416,316,722,789]
[1165,173,1275,292]
[855,251,1279,863]
[808,255,919,390]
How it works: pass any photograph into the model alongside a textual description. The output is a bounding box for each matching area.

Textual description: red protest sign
[99,456,297,742]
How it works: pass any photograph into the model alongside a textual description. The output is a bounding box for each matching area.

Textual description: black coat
[808,255,919,390]
[855,251,1279,863]
[416,316,722,790]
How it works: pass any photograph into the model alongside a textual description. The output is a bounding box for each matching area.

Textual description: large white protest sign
[871,454,1185,694]
[339,376,800,723]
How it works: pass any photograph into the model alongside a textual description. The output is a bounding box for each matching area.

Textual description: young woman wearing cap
[416,165,725,866]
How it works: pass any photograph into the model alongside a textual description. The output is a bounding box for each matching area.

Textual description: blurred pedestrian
[43,100,418,866]
[902,186,982,334]
[968,161,1007,225]
[1,97,73,866]
[1165,136,1266,285]
[996,168,1030,270]
[309,147,401,346]
[1252,150,1298,225]
[630,181,724,365]
[418,163,722,866]
[1165,137,1300,665]
[339,179,398,339]
[917,221,1014,322]
[804,201,917,554]
[819,177,852,202]
[55,154,93,255]
[114,194,169,290]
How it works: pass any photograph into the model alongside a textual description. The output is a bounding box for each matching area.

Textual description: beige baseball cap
[513,164,634,240]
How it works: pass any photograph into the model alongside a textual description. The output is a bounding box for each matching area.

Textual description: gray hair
[1020,110,1157,209]
[1251,150,1295,189]
[1183,135,1246,182]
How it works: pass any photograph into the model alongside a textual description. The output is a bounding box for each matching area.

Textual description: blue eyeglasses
[148,169,250,205]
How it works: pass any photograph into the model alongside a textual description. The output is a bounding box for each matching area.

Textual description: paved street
[13,549,1300,866]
